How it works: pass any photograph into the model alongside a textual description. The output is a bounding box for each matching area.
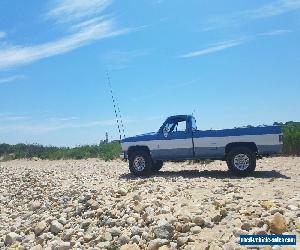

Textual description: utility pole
[105,132,108,144]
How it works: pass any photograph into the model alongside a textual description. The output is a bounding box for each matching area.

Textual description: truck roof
[167,114,193,120]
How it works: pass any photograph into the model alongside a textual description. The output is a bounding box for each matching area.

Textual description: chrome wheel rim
[233,154,250,170]
[133,156,146,172]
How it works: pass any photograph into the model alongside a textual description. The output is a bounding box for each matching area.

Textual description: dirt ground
[0,157,299,249]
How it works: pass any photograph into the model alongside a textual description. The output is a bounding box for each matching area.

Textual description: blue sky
[0,0,299,146]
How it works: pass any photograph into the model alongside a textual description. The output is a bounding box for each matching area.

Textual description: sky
[0,0,299,146]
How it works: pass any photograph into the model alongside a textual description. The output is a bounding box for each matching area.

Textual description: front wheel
[129,151,152,176]
[226,147,256,176]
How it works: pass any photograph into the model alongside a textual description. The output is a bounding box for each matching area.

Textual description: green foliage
[0,142,121,161]
[282,122,300,155]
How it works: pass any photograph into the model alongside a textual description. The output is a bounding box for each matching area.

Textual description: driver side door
[153,118,193,160]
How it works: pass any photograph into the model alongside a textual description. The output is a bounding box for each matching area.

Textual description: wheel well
[225,142,258,155]
[128,146,150,159]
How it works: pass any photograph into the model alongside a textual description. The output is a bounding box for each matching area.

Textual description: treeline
[0,122,299,161]
[280,121,300,155]
[0,141,121,161]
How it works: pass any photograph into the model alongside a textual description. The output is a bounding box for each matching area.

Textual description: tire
[129,150,152,176]
[152,160,164,172]
[226,147,256,176]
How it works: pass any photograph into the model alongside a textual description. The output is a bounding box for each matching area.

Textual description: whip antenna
[106,71,125,140]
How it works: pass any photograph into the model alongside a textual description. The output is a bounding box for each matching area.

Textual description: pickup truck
[121,115,283,176]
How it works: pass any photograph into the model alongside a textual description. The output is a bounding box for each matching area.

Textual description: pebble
[34,221,47,236]
[50,220,63,234]
[270,212,287,234]
[153,220,174,239]
[4,232,20,245]
[190,226,202,234]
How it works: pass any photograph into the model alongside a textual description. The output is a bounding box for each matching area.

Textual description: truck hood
[121,132,157,143]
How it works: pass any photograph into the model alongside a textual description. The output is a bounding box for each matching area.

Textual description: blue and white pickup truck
[121,115,283,176]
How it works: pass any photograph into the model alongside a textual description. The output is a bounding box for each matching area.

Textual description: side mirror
[163,127,169,138]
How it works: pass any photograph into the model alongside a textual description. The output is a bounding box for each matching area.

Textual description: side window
[175,121,186,132]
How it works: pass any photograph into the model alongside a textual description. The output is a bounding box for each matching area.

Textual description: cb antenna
[105,70,126,140]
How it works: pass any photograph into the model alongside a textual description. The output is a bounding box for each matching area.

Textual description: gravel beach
[0,157,299,249]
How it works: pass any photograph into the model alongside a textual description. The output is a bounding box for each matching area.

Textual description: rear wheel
[226,147,256,176]
[129,150,152,176]
[152,160,164,172]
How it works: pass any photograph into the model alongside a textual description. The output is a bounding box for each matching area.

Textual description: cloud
[0,118,118,133]
[47,0,113,23]
[247,0,300,18]
[201,0,300,31]
[180,29,292,59]
[180,40,244,58]
[0,113,30,121]
[102,49,153,70]
[0,31,6,39]
[0,19,130,70]
[0,75,26,84]
[0,0,132,70]
[260,29,293,36]
[0,115,163,134]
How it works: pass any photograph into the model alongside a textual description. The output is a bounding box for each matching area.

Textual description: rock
[118,234,130,245]
[127,216,136,224]
[34,221,47,236]
[211,214,222,223]
[98,241,110,248]
[181,223,190,233]
[81,219,92,228]
[131,235,141,244]
[57,241,71,250]
[50,220,63,234]
[177,236,188,246]
[120,243,141,250]
[83,234,93,242]
[223,242,238,250]
[103,232,113,241]
[270,207,284,215]
[261,200,275,210]
[30,201,41,211]
[133,194,142,201]
[153,220,174,239]
[58,217,67,225]
[270,212,287,234]
[252,229,268,235]
[62,228,74,240]
[174,222,182,232]
[232,228,248,237]
[190,226,201,234]
[158,246,170,250]
[208,242,222,250]
[131,226,142,236]
[110,227,122,236]
[148,239,169,250]
[241,222,251,231]
[117,188,128,196]
[192,216,205,226]
[4,232,20,245]
[31,244,43,250]
[89,200,100,210]
[287,204,298,211]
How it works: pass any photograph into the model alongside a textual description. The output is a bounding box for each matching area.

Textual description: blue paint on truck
[121,115,283,176]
